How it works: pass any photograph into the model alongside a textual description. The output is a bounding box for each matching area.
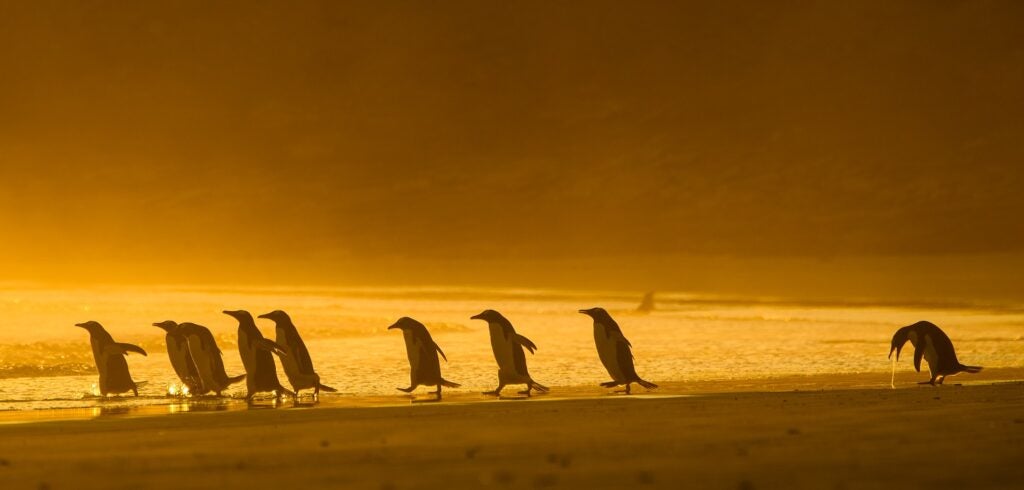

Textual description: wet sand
[1,374,1023,489]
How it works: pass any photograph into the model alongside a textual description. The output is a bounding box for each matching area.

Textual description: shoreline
[4,367,1023,425]
[1,379,1022,489]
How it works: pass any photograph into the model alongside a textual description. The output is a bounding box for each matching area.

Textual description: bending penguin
[579,307,658,394]
[470,310,549,396]
[257,310,336,398]
[75,321,147,396]
[889,320,982,385]
[223,310,293,402]
[153,320,204,395]
[388,317,460,401]
[177,322,246,396]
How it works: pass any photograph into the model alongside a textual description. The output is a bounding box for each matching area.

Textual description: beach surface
[2,373,1023,489]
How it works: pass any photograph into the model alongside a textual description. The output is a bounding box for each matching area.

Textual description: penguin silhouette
[579,307,658,394]
[889,320,982,385]
[257,310,336,398]
[388,317,460,401]
[470,310,548,397]
[153,320,204,395]
[177,322,245,396]
[223,310,294,402]
[75,321,146,396]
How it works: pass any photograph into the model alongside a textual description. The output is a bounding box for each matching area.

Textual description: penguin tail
[530,381,550,393]
[636,379,658,390]
[960,364,983,374]
[317,383,338,393]
[440,379,461,388]
[227,374,246,385]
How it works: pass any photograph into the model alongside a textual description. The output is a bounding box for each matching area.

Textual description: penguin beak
[387,322,401,330]
[470,313,484,320]
[890,344,903,361]
[257,313,271,319]
[74,323,87,328]
[578,309,591,315]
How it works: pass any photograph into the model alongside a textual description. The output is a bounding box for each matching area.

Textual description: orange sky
[1,1,1023,296]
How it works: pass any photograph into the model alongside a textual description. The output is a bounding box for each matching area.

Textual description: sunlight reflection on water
[0,285,1021,410]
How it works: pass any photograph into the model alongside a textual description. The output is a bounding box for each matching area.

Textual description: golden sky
[1,1,1022,293]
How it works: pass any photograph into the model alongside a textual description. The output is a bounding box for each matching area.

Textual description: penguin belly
[276,329,318,390]
[187,338,219,393]
[489,325,530,384]
[594,325,625,382]
[167,338,202,392]
[101,354,136,395]
[922,333,940,378]
[250,350,282,392]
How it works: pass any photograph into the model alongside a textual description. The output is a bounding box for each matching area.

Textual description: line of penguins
[75,306,983,404]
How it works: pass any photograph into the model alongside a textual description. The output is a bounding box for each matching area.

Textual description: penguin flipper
[255,338,288,357]
[435,343,448,362]
[106,343,148,357]
[513,334,538,354]
[913,339,926,373]
[316,383,338,393]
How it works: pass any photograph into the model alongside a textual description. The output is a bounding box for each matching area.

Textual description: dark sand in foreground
[2,373,1023,489]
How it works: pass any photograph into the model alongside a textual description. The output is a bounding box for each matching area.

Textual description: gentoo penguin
[579,307,658,394]
[177,322,246,396]
[889,320,983,385]
[257,310,336,398]
[74,321,147,396]
[153,320,204,395]
[223,310,294,402]
[470,310,548,396]
[388,317,460,400]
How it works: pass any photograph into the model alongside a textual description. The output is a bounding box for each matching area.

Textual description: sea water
[0,284,1021,412]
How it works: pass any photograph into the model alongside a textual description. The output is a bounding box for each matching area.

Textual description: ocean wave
[0,362,95,379]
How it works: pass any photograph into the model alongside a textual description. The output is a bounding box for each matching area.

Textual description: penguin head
[578,307,609,319]
[74,320,104,332]
[388,317,424,331]
[152,320,178,332]
[176,322,201,335]
[470,309,505,323]
[223,310,254,322]
[257,310,291,324]
[889,326,913,361]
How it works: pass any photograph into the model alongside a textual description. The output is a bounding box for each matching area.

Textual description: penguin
[889,320,983,385]
[578,307,658,394]
[388,317,460,401]
[74,321,147,396]
[470,310,548,396]
[177,322,246,396]
[153,320,204,395]
[256,310,336,398]
[636,291,656,313]
[223,310,294,402]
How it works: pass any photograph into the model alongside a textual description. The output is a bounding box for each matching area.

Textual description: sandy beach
[2,371,1022,490]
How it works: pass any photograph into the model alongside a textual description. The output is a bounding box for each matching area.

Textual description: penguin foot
[918,380,936,386]
[517,389,532,397]
[397,387,415,393]
[482,390,501,396]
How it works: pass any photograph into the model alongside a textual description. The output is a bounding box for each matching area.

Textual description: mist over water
[1,285,1021,411]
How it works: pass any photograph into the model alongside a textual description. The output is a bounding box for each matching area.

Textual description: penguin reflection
[389,317,461,401]
[579,308,658,394]
[75,321,147,396]
[889,321,982,385]
[470,310,549,397]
